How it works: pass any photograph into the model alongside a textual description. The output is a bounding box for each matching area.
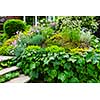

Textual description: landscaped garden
[1,16,100,83]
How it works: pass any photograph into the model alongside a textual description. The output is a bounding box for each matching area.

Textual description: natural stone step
[0,56,14,62]
[5,74,30,83]
[0,66,19,76]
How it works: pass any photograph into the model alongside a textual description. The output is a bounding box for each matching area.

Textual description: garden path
[0,56,30,83]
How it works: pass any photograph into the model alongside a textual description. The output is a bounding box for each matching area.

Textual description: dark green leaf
[58,73,66,82]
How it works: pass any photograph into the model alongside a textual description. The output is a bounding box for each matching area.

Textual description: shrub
[17,33,44,46]
[0,33,8,45]
[45,34,64,47]
[3,35,18,46]
[56,16,98,32]
[14,33,44,57]
[46,45,65,53]
[0,35,18,56]
[3,19,26,38]
[26,45,41,51]
[11,45,100,83]
[62,27,81,43]
[0,45,15,56]
[40,26,54,39]
[45,27,94,49]
[29,34,44,45]
[29,21,55,39]
[45,32,80,49]
[90,35,100,49]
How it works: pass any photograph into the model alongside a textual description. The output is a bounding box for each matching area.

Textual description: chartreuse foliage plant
[0,45,15,56]
[0,35,18,56]
[45,29,93,49]
[10,45,100,83]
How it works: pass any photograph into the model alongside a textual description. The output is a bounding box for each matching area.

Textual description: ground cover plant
[11,45,100,83]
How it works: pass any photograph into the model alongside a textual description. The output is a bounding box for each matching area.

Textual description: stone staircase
[6,74,30,83]
[0,56,30,83]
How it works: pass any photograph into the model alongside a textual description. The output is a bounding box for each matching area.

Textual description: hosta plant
[10,45,100,83]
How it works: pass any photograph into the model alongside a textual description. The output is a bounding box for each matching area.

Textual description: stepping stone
[0,66,19,76]
[0,56,14,62]
[5,74,30,83]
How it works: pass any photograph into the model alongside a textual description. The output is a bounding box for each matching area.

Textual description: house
[0,16,56,32]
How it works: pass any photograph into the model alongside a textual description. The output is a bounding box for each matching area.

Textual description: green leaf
[58,73,66,82]
[49,56,55,61]
[61,59,66,64]
[77,57,85,65]
[5,73,12,80]
[64,71,73,78]
[92,53,100,64]
[86,52,93,63]
[44,58,49,65]
[64,63,71,70]
[30,63,36,69]
[16,62,22,67]
[68,56,77,63]
[53,61,61,66]
[63,54,69,58]
[24,69,30,74]
[0,62,8,66]
[69,77,79,83]
[97,62,100,70]
[44,76,53,82]
[30,71,39,80]
[48,69,57,79]
[27,53,31,56]
[87,68,94,76]
[44,67,49,72]
[87,79,97,83]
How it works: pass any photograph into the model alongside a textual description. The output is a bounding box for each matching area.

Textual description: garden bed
[1,16,100,83]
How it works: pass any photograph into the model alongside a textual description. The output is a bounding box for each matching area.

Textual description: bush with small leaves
[3,19,27,38]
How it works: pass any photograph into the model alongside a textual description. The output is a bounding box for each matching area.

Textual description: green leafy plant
[0,33,9,45]
[62,27,81,43]
[56,16,98,32]
[10,45,100,83]
[45,33,65,47]
[0,35,18,56]
[90,35,100,49]
[28,34,44,45]
[16,32,44,46]
[0,71,20,83]
[40,26,54,39]
[3,19,27,38]
[46,45,65,53]
[0,45,15,56]
[14,32,44,57]
[45,29,80,49]
[3,35,18,46]
[80,31,93,43]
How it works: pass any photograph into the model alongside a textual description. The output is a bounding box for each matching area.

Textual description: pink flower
[0,58,2,62]
[12,40,17,46]
[50,22,56,26]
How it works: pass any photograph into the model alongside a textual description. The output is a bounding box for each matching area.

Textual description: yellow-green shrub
[0,45,15,56]
[45,34,65,46]
[45,33,79,49]
[3,35,18,46]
